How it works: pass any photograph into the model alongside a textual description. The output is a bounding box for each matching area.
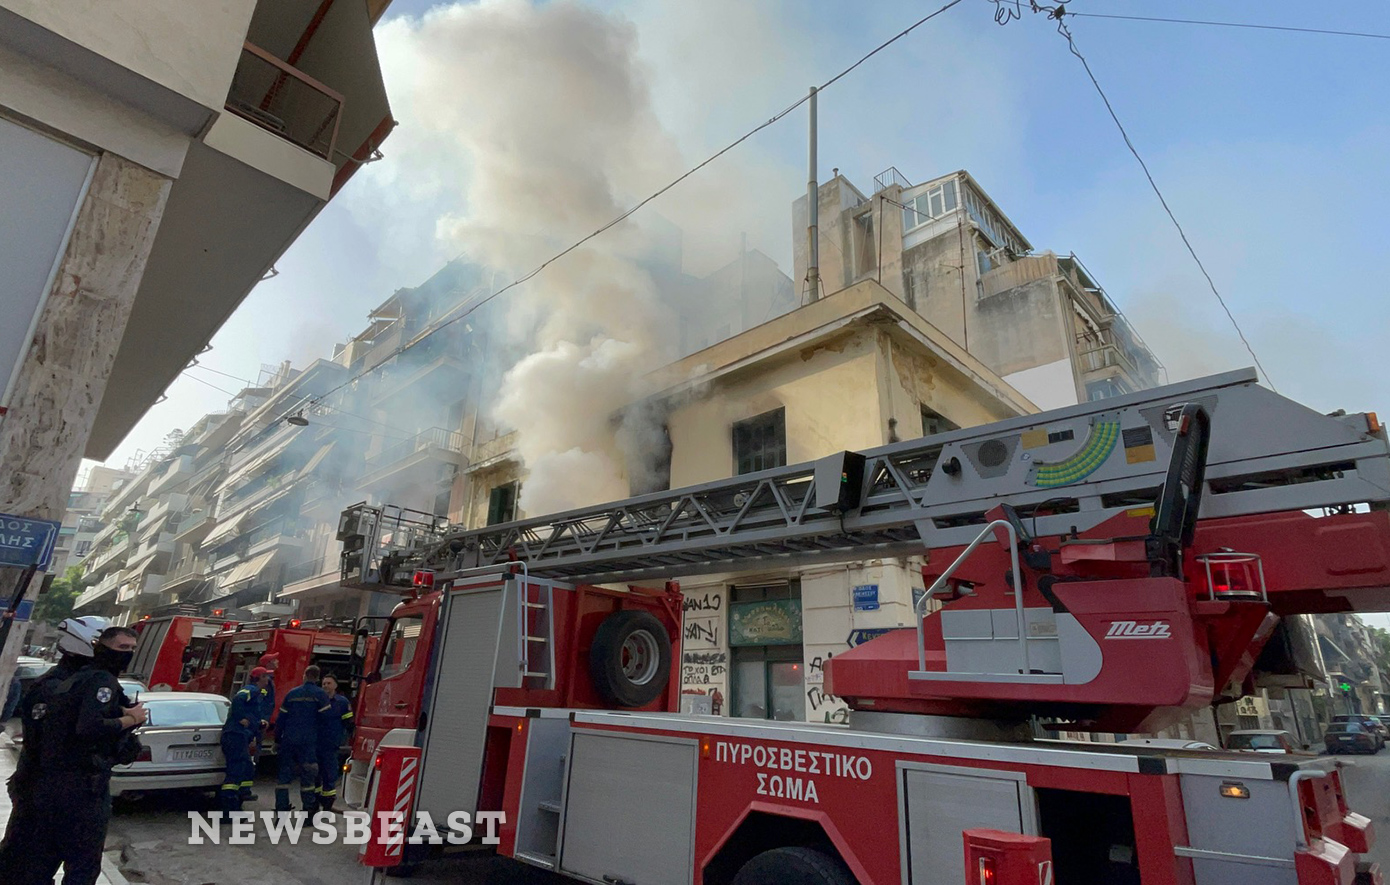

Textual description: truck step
[521,601,547,609]
[514,851,557,870]
[524,635,548,643]
[523,670,549,678]
[538,798,562,814]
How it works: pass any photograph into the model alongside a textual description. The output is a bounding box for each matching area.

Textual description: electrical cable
[1000,6,1278,390]
[1064,11,1390,42]
[183,365,411,435]
[308,0,967,408]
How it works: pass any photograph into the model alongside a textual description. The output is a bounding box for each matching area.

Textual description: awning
[219,549,280,590]
[202,512,250,549]
[298,442,337,480]
[74,583,117,610]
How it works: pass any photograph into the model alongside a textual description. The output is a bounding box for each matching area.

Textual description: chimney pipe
[806,86,820,303]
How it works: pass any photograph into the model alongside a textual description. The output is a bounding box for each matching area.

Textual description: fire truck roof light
[289,618,301,628]
[413,570,435,589]
[978,856,997,885]
[1219,781,1250,799]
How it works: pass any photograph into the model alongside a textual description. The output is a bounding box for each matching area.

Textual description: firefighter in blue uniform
[247,652,278,802]
[274,664,330,812]
[219,667,270,811]
[315,673,353,812]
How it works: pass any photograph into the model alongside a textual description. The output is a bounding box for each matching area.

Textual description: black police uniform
[22,665,136,885]
[0,654,87,880]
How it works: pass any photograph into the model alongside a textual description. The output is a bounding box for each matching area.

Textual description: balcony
[163,555,210,595]
[245,516,311,558]
[144,493,190,529]
[85,534,133,578]
[218,470,296,519]
[148,455,195,496]
[225,42,343,161]
[116,573,165,606]
[125,532,177,572]
[74,571,122,611]
[358,427,466,491]
[369,339,470,405]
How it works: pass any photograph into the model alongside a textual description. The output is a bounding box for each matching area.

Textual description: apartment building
[793,169,1164,409]
[50,465,137,577]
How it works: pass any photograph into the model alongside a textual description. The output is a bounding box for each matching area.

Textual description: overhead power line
[310,0,967,408]
[1064,11,1390,42]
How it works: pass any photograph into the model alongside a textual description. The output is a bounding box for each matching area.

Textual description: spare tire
[589,610,672,707]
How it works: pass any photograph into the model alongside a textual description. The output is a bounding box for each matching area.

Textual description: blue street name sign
[0,514,61,571]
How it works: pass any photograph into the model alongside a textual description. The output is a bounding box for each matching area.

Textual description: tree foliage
[32,565,85,626]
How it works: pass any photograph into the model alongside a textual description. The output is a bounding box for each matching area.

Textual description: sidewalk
[0,732,128,885]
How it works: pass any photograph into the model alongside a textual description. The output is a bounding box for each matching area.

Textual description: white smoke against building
[374,0,800,516]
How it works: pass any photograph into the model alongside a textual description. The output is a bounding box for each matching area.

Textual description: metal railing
[166,556,209,584]
[365,427,465,473]
[912,519,1026,675]
[225,42,343,160]
[874,166,912,192]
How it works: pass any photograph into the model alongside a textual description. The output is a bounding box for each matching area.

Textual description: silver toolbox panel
[1179,774,1297,885]
[415,583,508,825]
[558,730,697,885]
[900,763,1033,885]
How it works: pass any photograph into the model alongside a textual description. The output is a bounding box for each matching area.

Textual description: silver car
[109,692,230,797]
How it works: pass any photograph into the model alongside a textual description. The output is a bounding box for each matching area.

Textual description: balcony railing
[225,42,343,160]
[165,556,209,585]
[366,427,465,473]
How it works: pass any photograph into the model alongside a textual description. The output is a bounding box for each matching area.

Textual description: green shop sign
[729,599,803,646]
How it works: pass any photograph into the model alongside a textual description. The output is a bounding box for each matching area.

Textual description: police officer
[219,667,271,811]
[274,664,330,813]
[23,625,146,885]
[0,616,107,880]
[316,673,353,812]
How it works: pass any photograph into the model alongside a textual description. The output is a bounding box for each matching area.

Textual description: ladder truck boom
[341,368,1390,590]
[344,369,1389,885]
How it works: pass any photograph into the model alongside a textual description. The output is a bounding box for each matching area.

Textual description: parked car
[1325,721,1379,755]
[109,692,230,797]
[1331,714,1385,749]
[1225,729,1301,753]
[1121,738,1219,751]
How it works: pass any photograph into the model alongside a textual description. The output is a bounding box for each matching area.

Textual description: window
[733,651,805,721]
[379,615,424,680]
[630,425,673,497]
[921,406,959,437]
[487,482,518,525]
[903,180,959,231]
[733,408,786,475]
[902,269,916,310]
[74,540,92,557]
[144,698,230,727]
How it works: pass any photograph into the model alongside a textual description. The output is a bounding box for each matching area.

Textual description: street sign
[852,584,880,611]
[0,513,60,571]
[847,628,893,648]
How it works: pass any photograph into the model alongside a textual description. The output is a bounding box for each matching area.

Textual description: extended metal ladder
[342,369,1390,587]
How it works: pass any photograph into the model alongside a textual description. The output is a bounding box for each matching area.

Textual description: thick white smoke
[376,0,689,515]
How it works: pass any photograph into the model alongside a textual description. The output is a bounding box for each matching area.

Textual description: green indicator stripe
[1033,422,1120,488]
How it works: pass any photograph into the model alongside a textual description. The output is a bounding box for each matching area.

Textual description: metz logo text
[1104,620,1172,640]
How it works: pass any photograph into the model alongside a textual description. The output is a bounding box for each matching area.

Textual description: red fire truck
[341,371,1389,884]
[181,618,373,742]
[128,612,229,690]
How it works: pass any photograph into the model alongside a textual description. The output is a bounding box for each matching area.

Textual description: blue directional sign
[846,628,893,648]
[852,583,880,611]
[0,513,60,571]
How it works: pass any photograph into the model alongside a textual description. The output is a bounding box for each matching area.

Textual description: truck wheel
[590,610,671,707]
[731,847,855,885]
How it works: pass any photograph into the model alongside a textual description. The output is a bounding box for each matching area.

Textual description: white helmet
[56,616,110,657]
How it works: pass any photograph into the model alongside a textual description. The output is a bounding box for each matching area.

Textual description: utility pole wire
[1065,11,1390,42]
[310,0,967,408]
[1051,16,1278,391]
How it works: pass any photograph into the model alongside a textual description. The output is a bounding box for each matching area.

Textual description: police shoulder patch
[96,687,113,704]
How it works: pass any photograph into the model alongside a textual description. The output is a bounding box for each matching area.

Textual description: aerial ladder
[341,368,1390,732]
[339,368,1390,884]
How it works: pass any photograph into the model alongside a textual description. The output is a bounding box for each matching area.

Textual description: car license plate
[172,747,214,762]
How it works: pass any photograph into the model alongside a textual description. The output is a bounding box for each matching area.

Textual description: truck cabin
[188,619,358,704]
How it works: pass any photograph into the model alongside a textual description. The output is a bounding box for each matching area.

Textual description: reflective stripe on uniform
[341,712,353,719]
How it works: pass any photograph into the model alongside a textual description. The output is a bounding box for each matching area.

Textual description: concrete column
[0,151,171,695]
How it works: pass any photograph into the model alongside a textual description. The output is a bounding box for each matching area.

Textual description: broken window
[733,408,786,475]
[487,481,518,525]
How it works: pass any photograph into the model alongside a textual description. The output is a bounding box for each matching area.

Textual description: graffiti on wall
[680,588,729,715]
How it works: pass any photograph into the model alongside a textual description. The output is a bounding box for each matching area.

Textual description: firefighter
[219,667,271,811]
[21,626,147,885]
[0,616,107,880]
[247,651,279,802]
[274,664,330,813]
[315,673,353,812]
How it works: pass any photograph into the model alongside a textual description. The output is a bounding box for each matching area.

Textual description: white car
[110,692,230,797]
[1225,729,1303,754]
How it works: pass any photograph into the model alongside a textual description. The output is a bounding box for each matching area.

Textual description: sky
[90,0,1390,607]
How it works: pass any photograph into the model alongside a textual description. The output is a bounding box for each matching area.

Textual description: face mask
[93,645,134,676]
